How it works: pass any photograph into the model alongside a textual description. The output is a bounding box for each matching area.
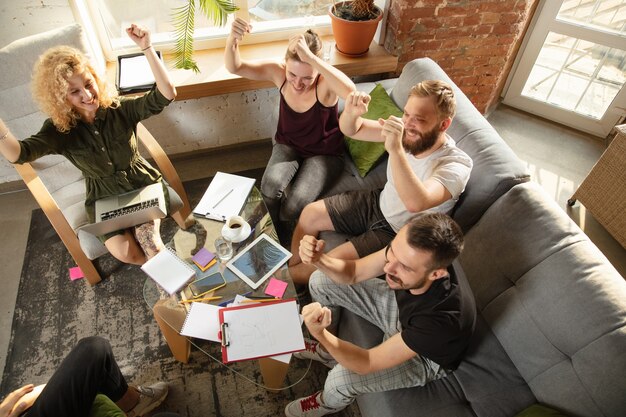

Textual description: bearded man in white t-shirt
[288,80,473,284]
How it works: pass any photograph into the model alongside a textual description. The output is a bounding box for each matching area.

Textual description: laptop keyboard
[100,198,160,221]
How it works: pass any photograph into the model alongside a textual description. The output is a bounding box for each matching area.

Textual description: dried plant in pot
[329,0,383,56]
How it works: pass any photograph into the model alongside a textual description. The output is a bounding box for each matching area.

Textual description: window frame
[71,0,346,62]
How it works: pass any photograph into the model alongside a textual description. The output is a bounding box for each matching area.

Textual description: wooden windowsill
[106,36,398,101]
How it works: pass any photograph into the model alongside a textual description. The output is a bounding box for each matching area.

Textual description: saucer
[224,222,252,243]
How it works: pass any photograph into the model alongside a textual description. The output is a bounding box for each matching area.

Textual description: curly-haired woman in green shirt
[0,24,177,266]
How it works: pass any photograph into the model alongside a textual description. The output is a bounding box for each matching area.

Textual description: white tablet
[225,233,292,289]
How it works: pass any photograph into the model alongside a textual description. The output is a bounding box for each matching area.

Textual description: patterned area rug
[0,169,361,417]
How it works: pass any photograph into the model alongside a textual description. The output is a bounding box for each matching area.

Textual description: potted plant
[329,0,383,56]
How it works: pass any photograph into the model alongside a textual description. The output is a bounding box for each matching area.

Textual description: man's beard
[402,125,440,154]
[386,271,429,291]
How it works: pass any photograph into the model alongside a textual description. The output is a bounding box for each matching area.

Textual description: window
[504,0,626,137]
[73,0,342,61]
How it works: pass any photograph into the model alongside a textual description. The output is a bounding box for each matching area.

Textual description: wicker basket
[569,124,626,249]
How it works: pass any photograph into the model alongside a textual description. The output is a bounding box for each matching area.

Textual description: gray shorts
[324,189,396,258]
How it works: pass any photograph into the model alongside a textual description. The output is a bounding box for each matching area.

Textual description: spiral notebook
[141,247,196,295]
[180,302,221,342]
[193,172,256,221]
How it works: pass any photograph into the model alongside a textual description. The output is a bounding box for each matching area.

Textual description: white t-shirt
[379,136,472,232]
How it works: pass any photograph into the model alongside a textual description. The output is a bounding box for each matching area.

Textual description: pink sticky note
[265,277,288,298]
[69,266,84,281]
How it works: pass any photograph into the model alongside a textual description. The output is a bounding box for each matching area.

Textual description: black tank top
[274,76,344,157]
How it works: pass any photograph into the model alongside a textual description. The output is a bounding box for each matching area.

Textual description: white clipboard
[193,172,256,221]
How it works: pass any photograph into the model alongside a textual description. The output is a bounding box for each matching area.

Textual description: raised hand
[302,302,332,337]
[288,34,314,63]
[379,115,404,154]
[344,91,371,119]
[126,23,151,50]
[299,235,325,265]
[229,17,252,48]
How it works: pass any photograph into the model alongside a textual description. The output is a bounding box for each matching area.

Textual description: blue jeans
[261,142,344,223]
[309,272,445,410]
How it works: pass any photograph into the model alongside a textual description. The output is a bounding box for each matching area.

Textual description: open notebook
[141,248,196,295]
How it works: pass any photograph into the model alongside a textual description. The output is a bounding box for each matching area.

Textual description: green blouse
[16,88,173,222]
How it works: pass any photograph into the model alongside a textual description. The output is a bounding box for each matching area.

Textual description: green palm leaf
[199,0,238,27]
[172,0,200,73]
[171,0,238,72]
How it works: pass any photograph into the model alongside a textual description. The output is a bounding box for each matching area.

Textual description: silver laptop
[79,183,167,236]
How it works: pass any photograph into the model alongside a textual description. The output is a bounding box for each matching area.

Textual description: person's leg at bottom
[26,337,130,417]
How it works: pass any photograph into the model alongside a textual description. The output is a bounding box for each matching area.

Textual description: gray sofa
[321,58,626,416]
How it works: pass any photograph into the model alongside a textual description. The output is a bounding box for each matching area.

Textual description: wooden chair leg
[172,207,194,230]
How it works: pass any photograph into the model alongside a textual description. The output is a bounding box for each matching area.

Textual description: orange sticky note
[69,267,84,281]
[264,277,287,298]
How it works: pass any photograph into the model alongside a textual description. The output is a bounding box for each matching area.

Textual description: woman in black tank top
[225,18,356,242]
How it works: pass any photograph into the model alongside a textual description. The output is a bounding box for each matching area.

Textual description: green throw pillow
[89,394,126,417]
[344,83,403,177]
[514,403,569,417]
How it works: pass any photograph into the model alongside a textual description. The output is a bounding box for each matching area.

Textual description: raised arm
[290,35,355,101]
[0,119,23,163]
[299,235,387,285]
[126,24,177,100]
[382,116,453,212]
[339,91,383,141]
[302,303,417,375]
[224,18,284,86]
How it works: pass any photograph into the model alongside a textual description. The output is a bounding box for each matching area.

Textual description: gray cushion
[460,182,626,417]
[389,58,530,231]
[0,24,90,184]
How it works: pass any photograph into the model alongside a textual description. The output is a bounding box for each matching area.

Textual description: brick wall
[384,0,539,114]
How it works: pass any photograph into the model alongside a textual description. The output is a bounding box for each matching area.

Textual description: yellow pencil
[240,298,281,304]
[179,296,222,304]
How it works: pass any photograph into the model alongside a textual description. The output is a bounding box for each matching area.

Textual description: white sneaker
[127,382,169,417]
[284,392,344,417]
[293,338,337,368]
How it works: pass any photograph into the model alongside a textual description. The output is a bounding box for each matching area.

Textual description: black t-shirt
[396,262,476,370]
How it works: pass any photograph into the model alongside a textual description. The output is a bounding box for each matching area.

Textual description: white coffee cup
[221,215,250,242]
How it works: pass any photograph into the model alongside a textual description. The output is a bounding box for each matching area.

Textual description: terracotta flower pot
[329,1,383,56]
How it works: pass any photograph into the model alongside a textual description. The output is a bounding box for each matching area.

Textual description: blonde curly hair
[31,46,118,132]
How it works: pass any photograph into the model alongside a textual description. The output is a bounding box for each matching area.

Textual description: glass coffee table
[143,187,309,390]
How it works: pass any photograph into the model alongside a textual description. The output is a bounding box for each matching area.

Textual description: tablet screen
[226,234,291,289]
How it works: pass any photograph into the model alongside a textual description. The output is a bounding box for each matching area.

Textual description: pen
[179,296,222,304]
[241,298,281,304]
[246,295,279,299]
[218,291,253,307]
[212,188,234,209]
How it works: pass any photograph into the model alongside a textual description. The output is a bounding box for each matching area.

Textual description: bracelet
[0,130,9,141]
[141,45,153,51]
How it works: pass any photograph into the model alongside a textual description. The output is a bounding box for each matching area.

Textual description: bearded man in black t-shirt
[284,212,476,417]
